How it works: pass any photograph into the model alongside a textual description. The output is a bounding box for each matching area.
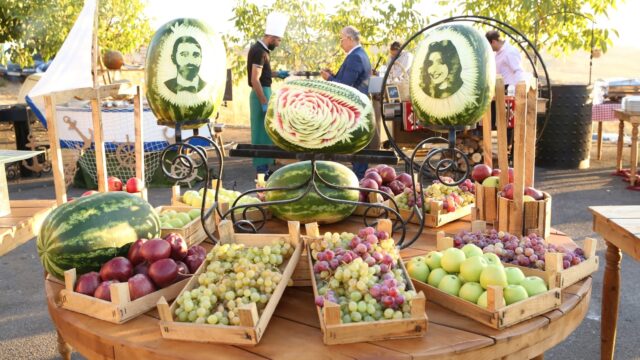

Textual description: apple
[472,164,492,183]
[477,291,488,308]
[459,282,484,303]
[148,258,178,288]
[164,233,188,260]
[479,264,508,289]
[74,271,101,296]
[127,238,148,265]
[94,280,118,301]
[524,186,544,200]
[501,183,514,200]
[481,176,500,188]
[461,244,483,258]
[141,239,171,263]
[407,260,430,283]
[491,168,501,176]
[364,171,383,187]
[482,253,503,267]
[505,267,526,285]
[379,166,397,184]
[107,176,123,191]
[441,248,466,273]
[438,275,462,296]
[81,190,99,197]
[523,195,536,202]
[460,256,488,283]
[128,274,156,300]
[100,257,133,282]
[504,284,529,305]
[425,251,443,269]
[520,276,548,297]
[126,177,144,193]
[427,268,448,287]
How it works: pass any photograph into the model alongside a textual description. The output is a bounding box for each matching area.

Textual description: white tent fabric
[26,0,96,111]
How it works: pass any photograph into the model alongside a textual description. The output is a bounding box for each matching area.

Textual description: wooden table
[45,218,591,360]
[613,110,640,186]
[590,206,640,360]
[0,200,57,256]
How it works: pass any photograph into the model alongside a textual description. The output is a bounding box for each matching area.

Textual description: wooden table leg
[616,120,625,172]
[57,330,72,360]
[630,124,638,186]
[597,121,603,160]
[601,241,622,360]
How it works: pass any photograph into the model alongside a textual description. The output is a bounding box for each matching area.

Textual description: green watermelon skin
[266,80,374,154]
[410,24,496,126]
[265,161,359,224]
[37,192,161,280]
[145,18,227,129]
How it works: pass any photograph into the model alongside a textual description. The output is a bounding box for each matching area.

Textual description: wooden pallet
[306,219,428,345]
[438,222,599,289]
[156,220,303,345]
[59,268,191,324]
[156,205,213,246]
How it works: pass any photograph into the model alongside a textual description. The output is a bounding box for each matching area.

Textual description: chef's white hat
[265,12,289,38]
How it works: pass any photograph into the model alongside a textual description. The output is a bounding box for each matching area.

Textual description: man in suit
[164,36,207,94]
[321,26,372,179]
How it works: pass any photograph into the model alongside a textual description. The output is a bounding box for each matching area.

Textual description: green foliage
[0,0,152,66]
[456,0,620,56]
[224,0,429,84]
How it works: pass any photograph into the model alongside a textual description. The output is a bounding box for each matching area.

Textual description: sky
[146,0,640,49]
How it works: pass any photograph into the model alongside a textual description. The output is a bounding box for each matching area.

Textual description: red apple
[165,233,188,260]
[491,168,501,176]
[395,173,413,188]
[364,171,383,187]
[127,238,148,265]
[126,177,143,193]
[107,176,123,191]
[81,190,99,197]
[74,271,101,296]
[94,280,118,301]
[185,254,205,273]
[501,183,514,200]
[148,258,179,288]
[472,164,492,183]
[128,274,156,300]
[360,178,379,191]
[379,186,394,198]
[388,180,405,195]
[141,239,171,263]
[379,166,397,184]
[187,245,206,258]
[524,186,544,200]
[133,262,150,276]
[176,260,189,275]
[99,257,133,282]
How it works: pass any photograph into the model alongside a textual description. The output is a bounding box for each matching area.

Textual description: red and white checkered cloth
[592,103,621,122]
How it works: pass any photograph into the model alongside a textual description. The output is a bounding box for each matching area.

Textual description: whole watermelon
[145,18,227,129]
[265,161,358,224]
[266,80,374,154]
[37,192,161,280]
[410,23,496,126]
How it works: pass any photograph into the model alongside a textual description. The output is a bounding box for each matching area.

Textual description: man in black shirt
[248,12,289,177]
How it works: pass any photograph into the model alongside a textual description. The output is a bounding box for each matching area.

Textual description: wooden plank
[616,120,625,172]
[593,215,640,260]
[44,95,68,205]
[510,82,527,236]
[525,86,538,187]
[484,186,497,222]
[9,199,57,208]
[0,202,55,256]
[475,183,485,220]
[589,206,640,220]
[91,96,108,192]
[481,108,493,167]
[133,85,146,200]
[495,77,509,187]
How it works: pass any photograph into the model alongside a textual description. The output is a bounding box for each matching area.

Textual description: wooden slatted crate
[156,205,214,246]
[497,192,552,239]
[156,220,303,345]
[396,201,473,228]
[473,182,498,223]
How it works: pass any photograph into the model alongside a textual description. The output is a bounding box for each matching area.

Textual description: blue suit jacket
[329,47,371,95]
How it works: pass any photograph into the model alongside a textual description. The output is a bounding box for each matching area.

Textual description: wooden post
[616,120,625,172]
[510,82,527,235]
[481,108,493,167]
[91,96,108,192]
[524,84,538,187]
[597,121,604,160]
[44,95,68,204]
[495,77,509,187]
[133,86,146,200]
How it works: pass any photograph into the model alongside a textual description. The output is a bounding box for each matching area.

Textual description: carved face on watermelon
[265,79,375,154]
[145,19,226,129]
[410,24,496,127]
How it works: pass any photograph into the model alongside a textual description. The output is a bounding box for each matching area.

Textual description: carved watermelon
[265,79,374,154]
[410,24,496,126]
[145,18,227,129]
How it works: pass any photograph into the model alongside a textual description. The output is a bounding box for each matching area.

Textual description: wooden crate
[352,192,387,217]
[396,202,473,228]
[497,192,551,239]
[307,219,428,345]
[156,220,304,345]
[59,268,190,324]
[156,205,214,246]
[473,182,498,223]
[438,222,599,289]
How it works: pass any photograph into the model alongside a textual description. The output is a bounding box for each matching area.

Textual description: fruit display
[452,229,588,270]
[74,233,204,302]
[265,161,359,224]
[410,23,495,126]
[500,183,545,201]
[37,192,161,279]
[172,240,295,325]
[159,208,201,229]
[181,186,261,210]
[471,164,514,186]
[106,176,144,193]
[395,180,475,213]
[145,18,227,129]
[309,227,419,323]
[408,243,549,307]
[359,165,414,202]
[265,79,374,154]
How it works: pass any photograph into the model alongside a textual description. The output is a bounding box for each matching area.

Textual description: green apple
[459,282,484,303]
[188,209,201,220]
[523,195,536,202]
[183,190,199,204]
[481,176,500,188]
[407,261,430,283]
[177,212,192,224]
[520,276,548,297]
[460,256,488,283]
[165,210,178,217]
[482,253,503,268]
[425,251,443,269]
[462,244,483,258]
[477,291,488,308]
[438,275,462,296]
[505,267,526,285]
[441,248,466,273]
[169,218,185,228]
[479,264,508,289]
[504,284,529,305]
[427,268,448,287]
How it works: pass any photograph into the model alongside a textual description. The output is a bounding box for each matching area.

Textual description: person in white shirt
[486,30,526,88]
[386,41,413,81]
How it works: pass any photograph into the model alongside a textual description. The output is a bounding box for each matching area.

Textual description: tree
[456,0,620,56]
[224,0,430,84]
[0,0,152,66]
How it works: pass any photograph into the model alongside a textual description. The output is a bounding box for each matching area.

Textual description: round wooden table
[45,218,592,360]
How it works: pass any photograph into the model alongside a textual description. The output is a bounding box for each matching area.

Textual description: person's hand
[275,69,290,79]
[320,69,331,81]
[261,103,268,113]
